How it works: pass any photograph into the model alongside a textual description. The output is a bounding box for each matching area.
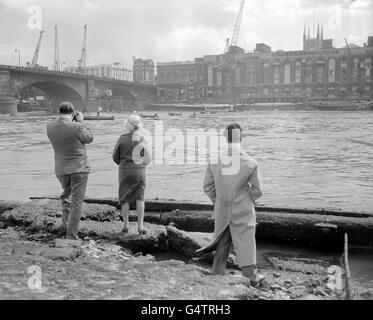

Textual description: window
[295,65,302,84]
[365,58,371,80]
[284,64,291,84]
[328,59,335,83]
[274,66,280,84]
[317,66,324,83]
[352,58,359,81]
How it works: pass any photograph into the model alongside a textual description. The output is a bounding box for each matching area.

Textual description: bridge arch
[97,87,138,112]
[18,81,85,112]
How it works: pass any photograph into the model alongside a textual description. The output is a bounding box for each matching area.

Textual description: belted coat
[203,145,263,266]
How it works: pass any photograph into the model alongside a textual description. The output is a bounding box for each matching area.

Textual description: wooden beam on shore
[343,233,354,300]
[27,196,373,248]
[29,196,373,219]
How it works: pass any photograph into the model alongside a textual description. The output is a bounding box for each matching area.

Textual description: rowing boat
[84,115,115,121]
[140,113,160,119]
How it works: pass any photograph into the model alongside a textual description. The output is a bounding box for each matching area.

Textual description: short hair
[59,102,75,114]
[226,123,242,143]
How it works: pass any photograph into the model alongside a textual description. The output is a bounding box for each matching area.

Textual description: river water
[0,109,372,289]
[1,110,372,213]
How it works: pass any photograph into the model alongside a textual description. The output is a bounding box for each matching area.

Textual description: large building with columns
[156,30,373,104]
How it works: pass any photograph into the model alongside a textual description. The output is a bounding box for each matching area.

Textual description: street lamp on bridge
[14,48,21,67]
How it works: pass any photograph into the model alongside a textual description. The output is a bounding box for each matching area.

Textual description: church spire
[307,26,310,39]
[321,24,324,39]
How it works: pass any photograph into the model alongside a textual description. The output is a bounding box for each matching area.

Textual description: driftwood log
[29,197,373,248]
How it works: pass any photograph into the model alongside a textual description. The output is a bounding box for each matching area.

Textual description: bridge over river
[0,65,157,115]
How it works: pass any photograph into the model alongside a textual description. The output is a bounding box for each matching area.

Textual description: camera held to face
[72,111,84,122]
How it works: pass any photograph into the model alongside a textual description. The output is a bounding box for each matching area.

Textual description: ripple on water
[0,110,372,213]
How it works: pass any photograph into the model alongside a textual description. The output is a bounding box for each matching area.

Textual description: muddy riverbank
[0,199,372,300]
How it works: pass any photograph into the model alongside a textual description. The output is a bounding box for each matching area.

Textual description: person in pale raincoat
[198,123,265,286]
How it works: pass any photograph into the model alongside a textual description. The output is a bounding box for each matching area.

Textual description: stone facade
[133,59,155,85]
[156,35,373,104]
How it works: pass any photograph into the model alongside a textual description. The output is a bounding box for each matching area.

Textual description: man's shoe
[241,265,266,287]
[249,273,266,287]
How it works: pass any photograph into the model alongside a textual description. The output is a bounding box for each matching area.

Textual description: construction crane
[30,30,44,68]
[344,38,352,82]
[54,26,60,71]
[224,38,230,54]
[78,24,87,72]
[230,0,245,47]
[221,0,245,103]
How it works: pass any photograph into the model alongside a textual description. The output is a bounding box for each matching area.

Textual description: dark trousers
[58,173,89,240]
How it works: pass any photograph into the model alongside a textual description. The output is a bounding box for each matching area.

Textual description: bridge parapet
[0,65,157,115]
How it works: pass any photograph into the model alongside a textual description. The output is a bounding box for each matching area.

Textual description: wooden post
[343,233,353,300]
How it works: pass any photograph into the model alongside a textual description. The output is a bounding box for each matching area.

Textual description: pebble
[289,285,309,298]
[270,284,283,291]
[314,288,329,297]
[273,272,281,278]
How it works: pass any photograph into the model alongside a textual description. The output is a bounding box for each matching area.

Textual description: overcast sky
[0,0,372,69]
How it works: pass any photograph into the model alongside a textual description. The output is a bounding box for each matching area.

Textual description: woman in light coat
[200,123,265,286]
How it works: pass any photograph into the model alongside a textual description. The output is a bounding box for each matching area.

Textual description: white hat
[124,113,142,132]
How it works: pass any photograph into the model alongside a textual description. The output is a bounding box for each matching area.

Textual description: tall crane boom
[31,30,44,68]
[344,38,352,78]
[230,0,245,47]
[78,24,87,71]
[224,38,230,54]
[54,26,60,71]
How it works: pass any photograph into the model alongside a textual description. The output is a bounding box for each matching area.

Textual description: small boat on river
[140,113,160,120]
[84,115,115,121]
[168,112,183,116]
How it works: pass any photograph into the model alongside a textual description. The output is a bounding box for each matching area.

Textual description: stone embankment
[0,199,371,300]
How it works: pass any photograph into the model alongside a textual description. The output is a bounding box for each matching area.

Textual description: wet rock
[273,272,281,278]
[299,294,323,300]
[0,201,22,215]
[129,212,162,225]
[43,247,81,261]
[265,254,327,275]
[166,225,211,258]
[161,210,214,232]
[26,248,46,256]
[289,285,309,299]
[313,288,329,297]
[115,222,168,253]
[78,220,168,254]
[0,199,119,229]
[283,279,293,286]
[1,200,166,254]
[157,260,185,268]
[0,226,344,300]
[55,239,82,249]
[259,277,274,290]
[270,283,284,291]
[167,226,239,268]
[218,284,258,300]
[81,240,132,260]
[80,203,119,222]
[360,289,373,300]
[302,278,323,289]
